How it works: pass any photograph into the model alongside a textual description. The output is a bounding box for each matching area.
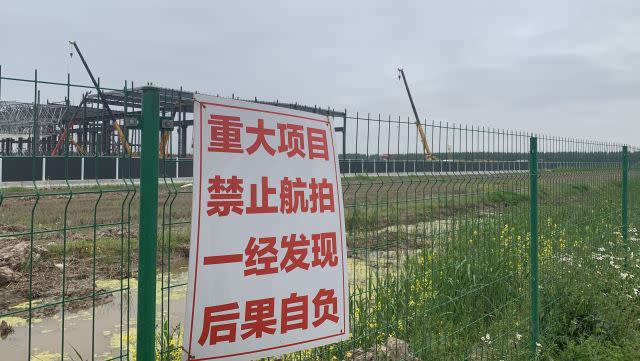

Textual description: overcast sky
[1,0,639,145]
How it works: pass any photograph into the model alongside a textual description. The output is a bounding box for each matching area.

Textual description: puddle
[1,249,426,359]
[0,268,188,360]
[376,219,452,236]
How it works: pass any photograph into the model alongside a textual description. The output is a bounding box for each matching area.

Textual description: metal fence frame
[0,72,638,361]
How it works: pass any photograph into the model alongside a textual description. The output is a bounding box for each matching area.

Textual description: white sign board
[183,95,349,361]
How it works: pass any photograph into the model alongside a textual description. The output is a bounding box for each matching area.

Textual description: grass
[46,232,190,265]
[5,170,640,360]
[486,190,528,205]
[296,173,640,360]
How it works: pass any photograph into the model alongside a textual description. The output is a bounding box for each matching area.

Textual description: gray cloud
[0,0,638,144]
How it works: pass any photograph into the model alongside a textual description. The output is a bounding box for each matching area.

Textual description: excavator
[397,68,437,161]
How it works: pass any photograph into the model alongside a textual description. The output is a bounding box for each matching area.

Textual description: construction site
[0,43,524,187]
[4,20,639,359]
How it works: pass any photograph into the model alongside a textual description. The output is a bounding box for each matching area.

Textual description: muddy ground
[0,224,189,319]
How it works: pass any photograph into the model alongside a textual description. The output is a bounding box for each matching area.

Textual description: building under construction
[0,86,194,157]
[0,82,346,158]
[0,41,347,162]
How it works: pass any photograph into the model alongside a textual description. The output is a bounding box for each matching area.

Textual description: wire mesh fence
[0,72,638,360]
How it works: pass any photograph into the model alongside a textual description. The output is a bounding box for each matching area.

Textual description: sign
[183,95,349,361]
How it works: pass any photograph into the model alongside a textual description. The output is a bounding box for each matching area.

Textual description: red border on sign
[187,100,348,360]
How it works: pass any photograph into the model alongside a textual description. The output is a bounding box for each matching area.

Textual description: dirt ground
[0,223,189,319]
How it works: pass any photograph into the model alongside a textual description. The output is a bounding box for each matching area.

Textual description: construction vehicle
[69,41,133,156]
[397,68,437,160]
[51,92,88,156]
[69,138,86,155]
[159,122,173,158]
[62,42,176,158]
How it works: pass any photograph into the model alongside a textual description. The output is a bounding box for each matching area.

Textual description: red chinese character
[247,176,278,214]
[309,178,335,213]
[246,118,276,155]
[312,289,339,327]
[307,126,329,160]
[244,236,278,276]
[208,114,243,153]
[277,123,305,158]
[197,302,240,346]
[241,297,277,339]
[207,175,244,216]
[281,292,308,334]
[280,233,310,273]
[280,177,308,214]
[312,232,339,268]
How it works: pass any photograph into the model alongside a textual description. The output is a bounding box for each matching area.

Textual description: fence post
[529,136,539,356]
[622,145,629,270]
[342,112,347,156]
[136,86,160,361]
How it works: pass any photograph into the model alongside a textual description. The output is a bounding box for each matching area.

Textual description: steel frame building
[0,69,346,157]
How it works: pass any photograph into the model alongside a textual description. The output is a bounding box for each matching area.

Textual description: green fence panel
[1,72,640,360]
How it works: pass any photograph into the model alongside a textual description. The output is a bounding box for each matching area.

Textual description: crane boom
[69,41,132,156]
[51,92,88,156]
[397,68,437,160]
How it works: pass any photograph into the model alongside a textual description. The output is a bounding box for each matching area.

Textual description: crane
[397,68,437,161]
[51,92,88,156]
[69,41,133,156]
